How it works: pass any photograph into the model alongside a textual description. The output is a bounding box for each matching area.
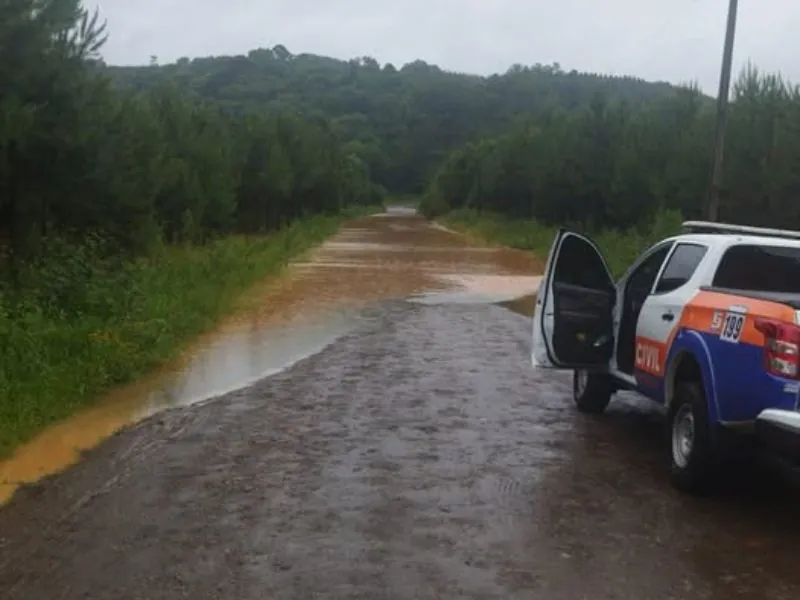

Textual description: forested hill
[104,45,688,193]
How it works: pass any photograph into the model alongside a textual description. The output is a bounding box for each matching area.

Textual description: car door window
[553,233,613,291]
[713,244,800,292]
[545,232,615,367]
[655,243,708,294]
[626,244,672,295]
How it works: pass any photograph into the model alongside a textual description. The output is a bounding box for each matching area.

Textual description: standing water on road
[0,207,541,503]
[3,208,800,600]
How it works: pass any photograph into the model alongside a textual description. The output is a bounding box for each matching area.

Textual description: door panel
[616,243,673,374]
[532,230,615,369]
[634,243,709,399]
[552,282,616,364]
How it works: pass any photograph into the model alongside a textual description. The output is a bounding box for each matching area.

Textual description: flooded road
[0,207,540,502]
[2,208,800,599]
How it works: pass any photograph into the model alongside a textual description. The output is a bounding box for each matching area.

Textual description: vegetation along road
[5,1,800,597]
[2,209,800,600]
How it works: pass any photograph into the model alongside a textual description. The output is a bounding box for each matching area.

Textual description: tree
[104,44,684,195]
[0,4,387,280]
[422,67,800,233]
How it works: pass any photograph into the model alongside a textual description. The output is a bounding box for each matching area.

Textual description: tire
[668,381,716,494]
[572,369,613,414]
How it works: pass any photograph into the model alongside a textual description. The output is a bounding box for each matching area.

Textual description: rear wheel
[668,381,716,494]
[572,370,613,414]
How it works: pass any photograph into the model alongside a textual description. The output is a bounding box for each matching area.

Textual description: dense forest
[103,43,800,233]
[422,67,800,231]
[104,46,681,195]
[0,4,383,280]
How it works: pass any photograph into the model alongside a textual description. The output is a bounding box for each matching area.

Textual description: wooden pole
[707,0,739,221]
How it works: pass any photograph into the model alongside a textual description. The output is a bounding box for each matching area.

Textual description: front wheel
[668,382,716,494]
[572,370,613,414]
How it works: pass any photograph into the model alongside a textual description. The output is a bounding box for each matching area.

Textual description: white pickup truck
[532,220,800,494]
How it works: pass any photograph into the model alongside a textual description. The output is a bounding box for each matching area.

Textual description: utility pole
[707,0,739,221]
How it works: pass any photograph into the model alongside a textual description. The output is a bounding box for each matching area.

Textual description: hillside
[104,45,688,193]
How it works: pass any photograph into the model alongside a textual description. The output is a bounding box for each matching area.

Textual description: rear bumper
[756,409,800,460]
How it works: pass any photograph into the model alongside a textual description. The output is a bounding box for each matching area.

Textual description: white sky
[87,1,799,93]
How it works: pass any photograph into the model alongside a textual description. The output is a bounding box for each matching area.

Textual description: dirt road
[2,210,800,599]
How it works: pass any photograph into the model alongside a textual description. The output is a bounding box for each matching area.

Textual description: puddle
[498,293,537,317]
[0,207,543,503]
[410,291,527,306]
[408,291,513,304]
[412,274,540,308]
[435,273,542,295]
[136,310,358,414]
[0,312,358,503]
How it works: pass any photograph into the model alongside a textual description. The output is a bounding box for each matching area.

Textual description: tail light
[754,317,800,379]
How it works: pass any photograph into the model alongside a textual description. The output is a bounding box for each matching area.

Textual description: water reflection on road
[0,207,541,502]
[3,209,800,600]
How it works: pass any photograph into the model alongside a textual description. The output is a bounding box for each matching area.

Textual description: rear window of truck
[713,244,800,293]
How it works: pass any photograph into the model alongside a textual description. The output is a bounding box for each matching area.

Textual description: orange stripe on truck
[683,290,795,347]
[635,290,794,378]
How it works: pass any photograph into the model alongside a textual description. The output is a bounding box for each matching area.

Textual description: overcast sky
[87,1,799,93]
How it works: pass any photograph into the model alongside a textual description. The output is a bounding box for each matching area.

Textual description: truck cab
[532,221,800,494]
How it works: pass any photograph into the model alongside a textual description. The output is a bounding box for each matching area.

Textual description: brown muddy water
[0,207,542,503]
[4,208,800,599]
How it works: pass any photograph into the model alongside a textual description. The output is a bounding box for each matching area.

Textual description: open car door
[532,230,616,369]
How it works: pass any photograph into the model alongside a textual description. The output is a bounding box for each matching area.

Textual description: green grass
[439,208,684,278]
[0,206,381,457]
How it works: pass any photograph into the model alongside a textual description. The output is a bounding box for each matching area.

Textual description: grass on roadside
[439,208,684,278]
[0,206,381,457]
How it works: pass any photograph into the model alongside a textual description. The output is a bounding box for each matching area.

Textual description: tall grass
[0,207,379,456]
[440,208,684,278]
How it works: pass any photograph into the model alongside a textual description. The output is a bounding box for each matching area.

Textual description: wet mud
[2,302,800,598]
[0,208,540,502]
[2,209,800,598]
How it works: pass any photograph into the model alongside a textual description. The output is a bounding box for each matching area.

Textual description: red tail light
[754,317,800,379]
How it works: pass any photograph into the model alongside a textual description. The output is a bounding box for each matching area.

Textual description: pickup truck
[531,220,800,494]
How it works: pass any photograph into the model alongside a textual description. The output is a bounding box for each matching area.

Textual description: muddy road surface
[0,207,539,503]
[2,210,800,599]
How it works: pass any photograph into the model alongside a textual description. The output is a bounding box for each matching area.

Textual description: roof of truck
[672,233,800,249]
[675,222,800,249]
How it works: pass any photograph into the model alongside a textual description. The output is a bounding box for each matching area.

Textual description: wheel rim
[672,404,695,469]
[575,370,588,397]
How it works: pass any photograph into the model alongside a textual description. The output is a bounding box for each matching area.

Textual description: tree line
[6,0,798,276]
[105,45,680,196]
[422,66,800,231]
[0,1,383,280]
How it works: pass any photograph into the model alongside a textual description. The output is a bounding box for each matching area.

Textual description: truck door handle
[662,312,675,322]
